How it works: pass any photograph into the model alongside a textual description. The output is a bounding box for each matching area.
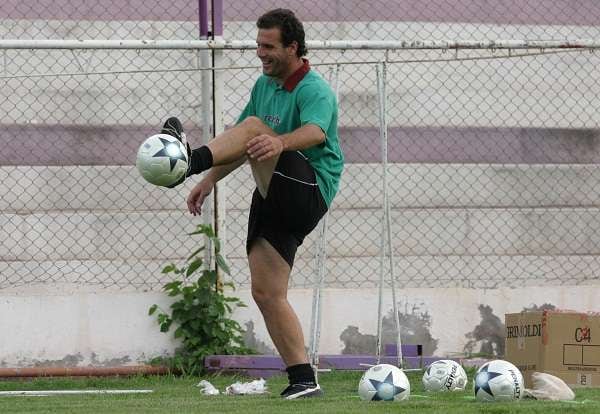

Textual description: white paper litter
[523,372,575,401]
[225,378,268,395]
[196,380,220,395]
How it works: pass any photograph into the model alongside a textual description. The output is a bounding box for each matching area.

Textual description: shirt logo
[264,114,280,126]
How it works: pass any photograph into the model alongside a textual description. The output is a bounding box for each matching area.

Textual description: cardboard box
[505,311,600,388]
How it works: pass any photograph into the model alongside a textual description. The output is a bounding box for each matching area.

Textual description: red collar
[283,59,310,92]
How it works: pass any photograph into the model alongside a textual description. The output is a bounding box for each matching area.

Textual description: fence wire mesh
[1,1,600,292]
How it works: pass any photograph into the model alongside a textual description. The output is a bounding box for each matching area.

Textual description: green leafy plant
[149,224,253,375]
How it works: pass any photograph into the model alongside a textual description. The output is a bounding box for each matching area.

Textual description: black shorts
[246,151,328,268]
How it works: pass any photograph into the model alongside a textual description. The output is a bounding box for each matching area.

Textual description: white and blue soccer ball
[474,359,524,402]
[136,133,188,187]
[422,359,468,392]
[358,364,410,402]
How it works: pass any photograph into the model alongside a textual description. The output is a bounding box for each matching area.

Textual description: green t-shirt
[237,70,344,207]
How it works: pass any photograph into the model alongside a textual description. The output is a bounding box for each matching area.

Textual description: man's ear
[288,41,298,56]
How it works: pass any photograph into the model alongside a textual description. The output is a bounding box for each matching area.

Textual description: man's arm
[186,157,246,216]
[279,124,325,151]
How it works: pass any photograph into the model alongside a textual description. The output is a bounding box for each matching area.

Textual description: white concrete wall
[3,285,600,367]
[0,292,178,367]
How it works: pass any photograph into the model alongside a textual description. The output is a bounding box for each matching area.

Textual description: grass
[0,370,599,413]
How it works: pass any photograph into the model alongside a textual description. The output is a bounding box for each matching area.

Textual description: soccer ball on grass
[357,364,410,401]
[473,359,524,402]
[422,359,468,392]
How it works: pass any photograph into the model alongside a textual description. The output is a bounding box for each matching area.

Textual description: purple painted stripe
[0,124,198,166]
[205,345,420,371]
[2,124,599,166]
[205,354,455,376]
[1,0,599,25]
[385,343,421,357]
[0,0,199,21]
[224,0,600,25]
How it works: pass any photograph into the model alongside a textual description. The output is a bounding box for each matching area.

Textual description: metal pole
[4,39,600,50]
[308,64,340,378]
[375,61,403,367]
[375,62,386,364]
[379,61,403,368]
[308,213,328,378]
[211,0,226,282]
[198,0,213,267]
[199,0,208,38]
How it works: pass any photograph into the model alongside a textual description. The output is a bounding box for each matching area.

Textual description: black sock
[187,146,213,176]
[286,363,316,385]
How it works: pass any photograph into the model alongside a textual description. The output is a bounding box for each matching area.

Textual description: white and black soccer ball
[474,359,524,402]
[136,133,188,187]
[358,364,410,402]
[422,359,468,392]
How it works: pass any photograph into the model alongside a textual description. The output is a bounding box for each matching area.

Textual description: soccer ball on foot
[136,133,188,187]
[357,364,410,401]
[474,359,524,402]
[422,359,468,392]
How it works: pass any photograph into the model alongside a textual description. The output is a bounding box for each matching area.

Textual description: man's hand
[187,178,214,216]
[246,134,284,162]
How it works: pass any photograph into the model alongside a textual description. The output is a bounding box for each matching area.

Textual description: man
[161,8,343,399]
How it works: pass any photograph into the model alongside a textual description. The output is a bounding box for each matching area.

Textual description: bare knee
[239,116,271,137]
[252,285,285,312]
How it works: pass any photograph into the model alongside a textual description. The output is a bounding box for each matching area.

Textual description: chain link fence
[1,1,600,292]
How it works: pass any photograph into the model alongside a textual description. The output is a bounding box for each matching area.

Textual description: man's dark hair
[257,9,307,58]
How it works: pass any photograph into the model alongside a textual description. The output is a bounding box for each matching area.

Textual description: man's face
[256,27,296,81]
